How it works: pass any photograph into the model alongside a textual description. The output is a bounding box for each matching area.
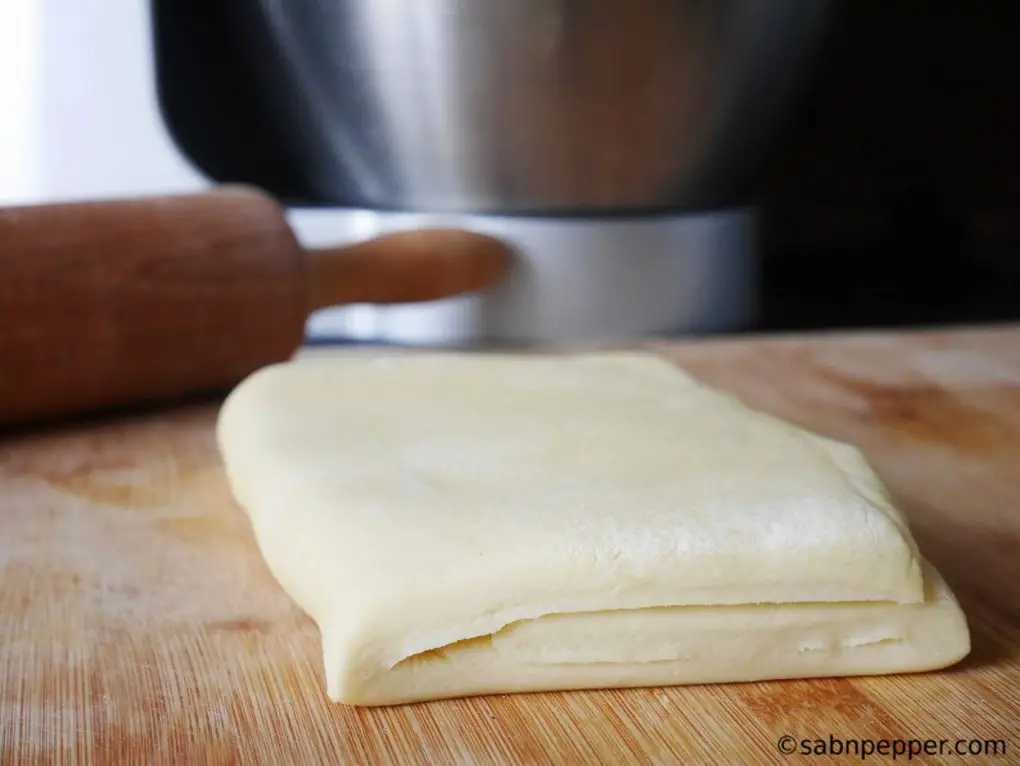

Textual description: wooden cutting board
[2,326,1019,765]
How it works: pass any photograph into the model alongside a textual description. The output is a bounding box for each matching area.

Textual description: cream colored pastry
[216,353,970,705]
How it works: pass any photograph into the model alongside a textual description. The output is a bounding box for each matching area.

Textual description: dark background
[152,0,1020,335]
[758,0,1020,332]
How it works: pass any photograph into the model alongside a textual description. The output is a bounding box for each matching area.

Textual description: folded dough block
[217,353,970,705]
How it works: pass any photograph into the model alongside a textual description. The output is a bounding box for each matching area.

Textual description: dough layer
[217,353,968,705]
[338,559,968,705]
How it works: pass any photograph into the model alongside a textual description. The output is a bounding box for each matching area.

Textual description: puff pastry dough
[217,353,969,705]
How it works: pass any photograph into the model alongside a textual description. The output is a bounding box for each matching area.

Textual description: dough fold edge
[325,559,969,706]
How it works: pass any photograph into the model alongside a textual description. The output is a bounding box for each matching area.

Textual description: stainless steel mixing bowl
[228,0,834,214]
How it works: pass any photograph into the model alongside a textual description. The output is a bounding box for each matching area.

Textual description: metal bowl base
[295,207,757,347]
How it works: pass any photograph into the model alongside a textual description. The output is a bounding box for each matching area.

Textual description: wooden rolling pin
[0,186,512,428]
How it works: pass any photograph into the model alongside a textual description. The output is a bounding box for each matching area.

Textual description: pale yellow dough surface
[216,353,970,705]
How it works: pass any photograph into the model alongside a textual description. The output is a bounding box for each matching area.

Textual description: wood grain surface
[1,326,1018,764]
